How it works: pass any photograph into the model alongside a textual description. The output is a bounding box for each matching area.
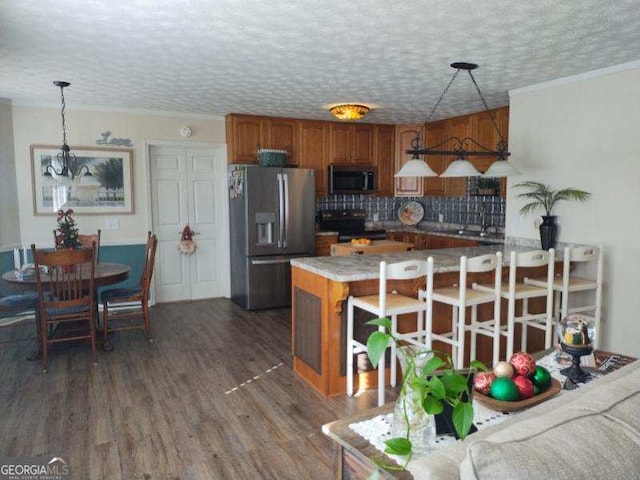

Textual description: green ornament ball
[532,366,551,391]
[490,377,519,401]
[533,384,541,396]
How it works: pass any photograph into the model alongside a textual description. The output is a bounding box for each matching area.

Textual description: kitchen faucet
[479,203,496,236]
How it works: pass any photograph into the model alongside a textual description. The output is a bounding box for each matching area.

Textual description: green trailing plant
[366,318,487,468]
[514,181,590,217]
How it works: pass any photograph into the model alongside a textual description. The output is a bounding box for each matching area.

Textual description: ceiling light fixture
[329,104,370,121]
[44,81,93,185]
[394,137,437,177]
[404,62,520,178]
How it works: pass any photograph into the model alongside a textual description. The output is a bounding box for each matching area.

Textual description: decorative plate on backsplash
[398,201,424,225]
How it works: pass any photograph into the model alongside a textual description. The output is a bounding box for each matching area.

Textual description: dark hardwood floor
[0,299,383,479]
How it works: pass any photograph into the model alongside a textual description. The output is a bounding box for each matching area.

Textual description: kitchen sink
[441,229,482,237]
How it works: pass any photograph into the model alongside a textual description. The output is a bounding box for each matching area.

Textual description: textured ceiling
[1,0,640,123]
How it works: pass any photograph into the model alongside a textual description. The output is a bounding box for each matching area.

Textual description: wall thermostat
[180,126,192,137]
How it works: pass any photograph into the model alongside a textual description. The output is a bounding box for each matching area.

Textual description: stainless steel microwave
[329,164,376,194]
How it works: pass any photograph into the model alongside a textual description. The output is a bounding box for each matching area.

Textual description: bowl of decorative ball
[473,352,562,412]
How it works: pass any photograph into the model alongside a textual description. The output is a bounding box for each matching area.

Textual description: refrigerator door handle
[283,173,290,248]
[251,258,291,265]
[277,173,284,248]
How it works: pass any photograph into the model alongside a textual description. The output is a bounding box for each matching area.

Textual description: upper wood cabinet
[329,124,374,165]
[265,118,298,164]
[226,115,298,165]
[423,120,447,196]
[374,125,395,196]
[298,120,328,196]
[469,107,509,173]
[394,125,424,197]
[226,115,264,164]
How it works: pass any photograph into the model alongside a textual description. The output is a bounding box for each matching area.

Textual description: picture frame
[30,145,134,215]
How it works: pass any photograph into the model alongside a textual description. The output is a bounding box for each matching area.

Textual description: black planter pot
[539,215,557,250]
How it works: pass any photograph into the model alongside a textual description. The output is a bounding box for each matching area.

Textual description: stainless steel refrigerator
[229,166,316,310]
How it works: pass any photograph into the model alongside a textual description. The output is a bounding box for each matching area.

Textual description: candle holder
[558,314,596,383]
[559,343,593,383]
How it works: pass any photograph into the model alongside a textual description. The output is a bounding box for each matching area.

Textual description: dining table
[2,262,131,353]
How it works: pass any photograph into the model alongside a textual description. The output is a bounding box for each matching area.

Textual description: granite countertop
[291,245,559,282]
[315,223,504,244]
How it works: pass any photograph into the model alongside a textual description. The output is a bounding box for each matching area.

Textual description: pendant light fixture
[394,136,437,177]
[43,81,93,185]
[403,63,520,178]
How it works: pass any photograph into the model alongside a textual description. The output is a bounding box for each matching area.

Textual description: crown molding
[509,59,640,97]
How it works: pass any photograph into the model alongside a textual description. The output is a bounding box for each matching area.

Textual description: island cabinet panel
[226,114,265,164]
[293,288,322,373]
[394,125,424,196]
[292,262,551,396]
[298,120,328,195]
[373,125,395,196]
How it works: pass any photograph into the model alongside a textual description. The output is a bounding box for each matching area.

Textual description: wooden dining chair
[32,242,97,373]
[78,229,101,264]
[101,233,158,342]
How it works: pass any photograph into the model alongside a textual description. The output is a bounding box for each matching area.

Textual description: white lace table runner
[348,352,601,471]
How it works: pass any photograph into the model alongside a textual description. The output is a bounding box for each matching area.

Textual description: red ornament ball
[510,352,537,377]
[513,375,535,400]
[474,372,496,395]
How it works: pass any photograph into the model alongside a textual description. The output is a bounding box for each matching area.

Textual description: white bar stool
[476,249,555,360]
[346,258,432,406]
[423,253,502,369]
[525,246,603,348]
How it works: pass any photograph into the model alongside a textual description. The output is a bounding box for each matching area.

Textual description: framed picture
[30,145,134,215]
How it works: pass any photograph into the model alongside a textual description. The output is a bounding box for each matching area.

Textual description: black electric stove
[317,209,386,242]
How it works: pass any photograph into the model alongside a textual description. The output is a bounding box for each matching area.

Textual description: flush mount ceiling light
[328,104,370,121]
[44,81,93,186]
[404,62,520,178]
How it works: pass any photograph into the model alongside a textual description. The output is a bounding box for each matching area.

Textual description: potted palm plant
[514,181,590,250]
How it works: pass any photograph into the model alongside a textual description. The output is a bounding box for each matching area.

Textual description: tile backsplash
[316,194,505,228]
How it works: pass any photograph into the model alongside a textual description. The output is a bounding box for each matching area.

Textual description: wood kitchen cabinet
[298,120,328,195]
[226,114,298,165]
[315,234,338,256]
[374,125,395,196]
[394,125,425,197]
[427,235,479,249]
[442,116,469,197]
[265,117,298,164]
[226,115,264,164]
[329,123,374,165]
[423,120,447,196]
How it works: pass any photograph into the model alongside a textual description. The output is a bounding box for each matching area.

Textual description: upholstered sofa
[411,360,640,479]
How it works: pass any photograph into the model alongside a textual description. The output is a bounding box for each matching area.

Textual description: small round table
[2,263,131,354]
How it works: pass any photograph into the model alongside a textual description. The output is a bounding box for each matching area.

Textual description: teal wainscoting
[0,243,146,297]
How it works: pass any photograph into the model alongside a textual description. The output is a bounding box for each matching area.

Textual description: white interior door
[150,145,229,302]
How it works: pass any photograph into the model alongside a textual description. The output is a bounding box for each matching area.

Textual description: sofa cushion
[459,363,640,480]
[411,360,640,480]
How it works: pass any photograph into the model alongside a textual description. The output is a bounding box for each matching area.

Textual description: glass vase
[391,345,436,456]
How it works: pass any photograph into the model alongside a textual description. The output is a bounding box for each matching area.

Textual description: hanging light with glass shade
[43,81,93,186]
[402,63,520,178]
[394,136,437,177]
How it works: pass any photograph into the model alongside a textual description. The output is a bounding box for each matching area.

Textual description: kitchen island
[290,245,555,396]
